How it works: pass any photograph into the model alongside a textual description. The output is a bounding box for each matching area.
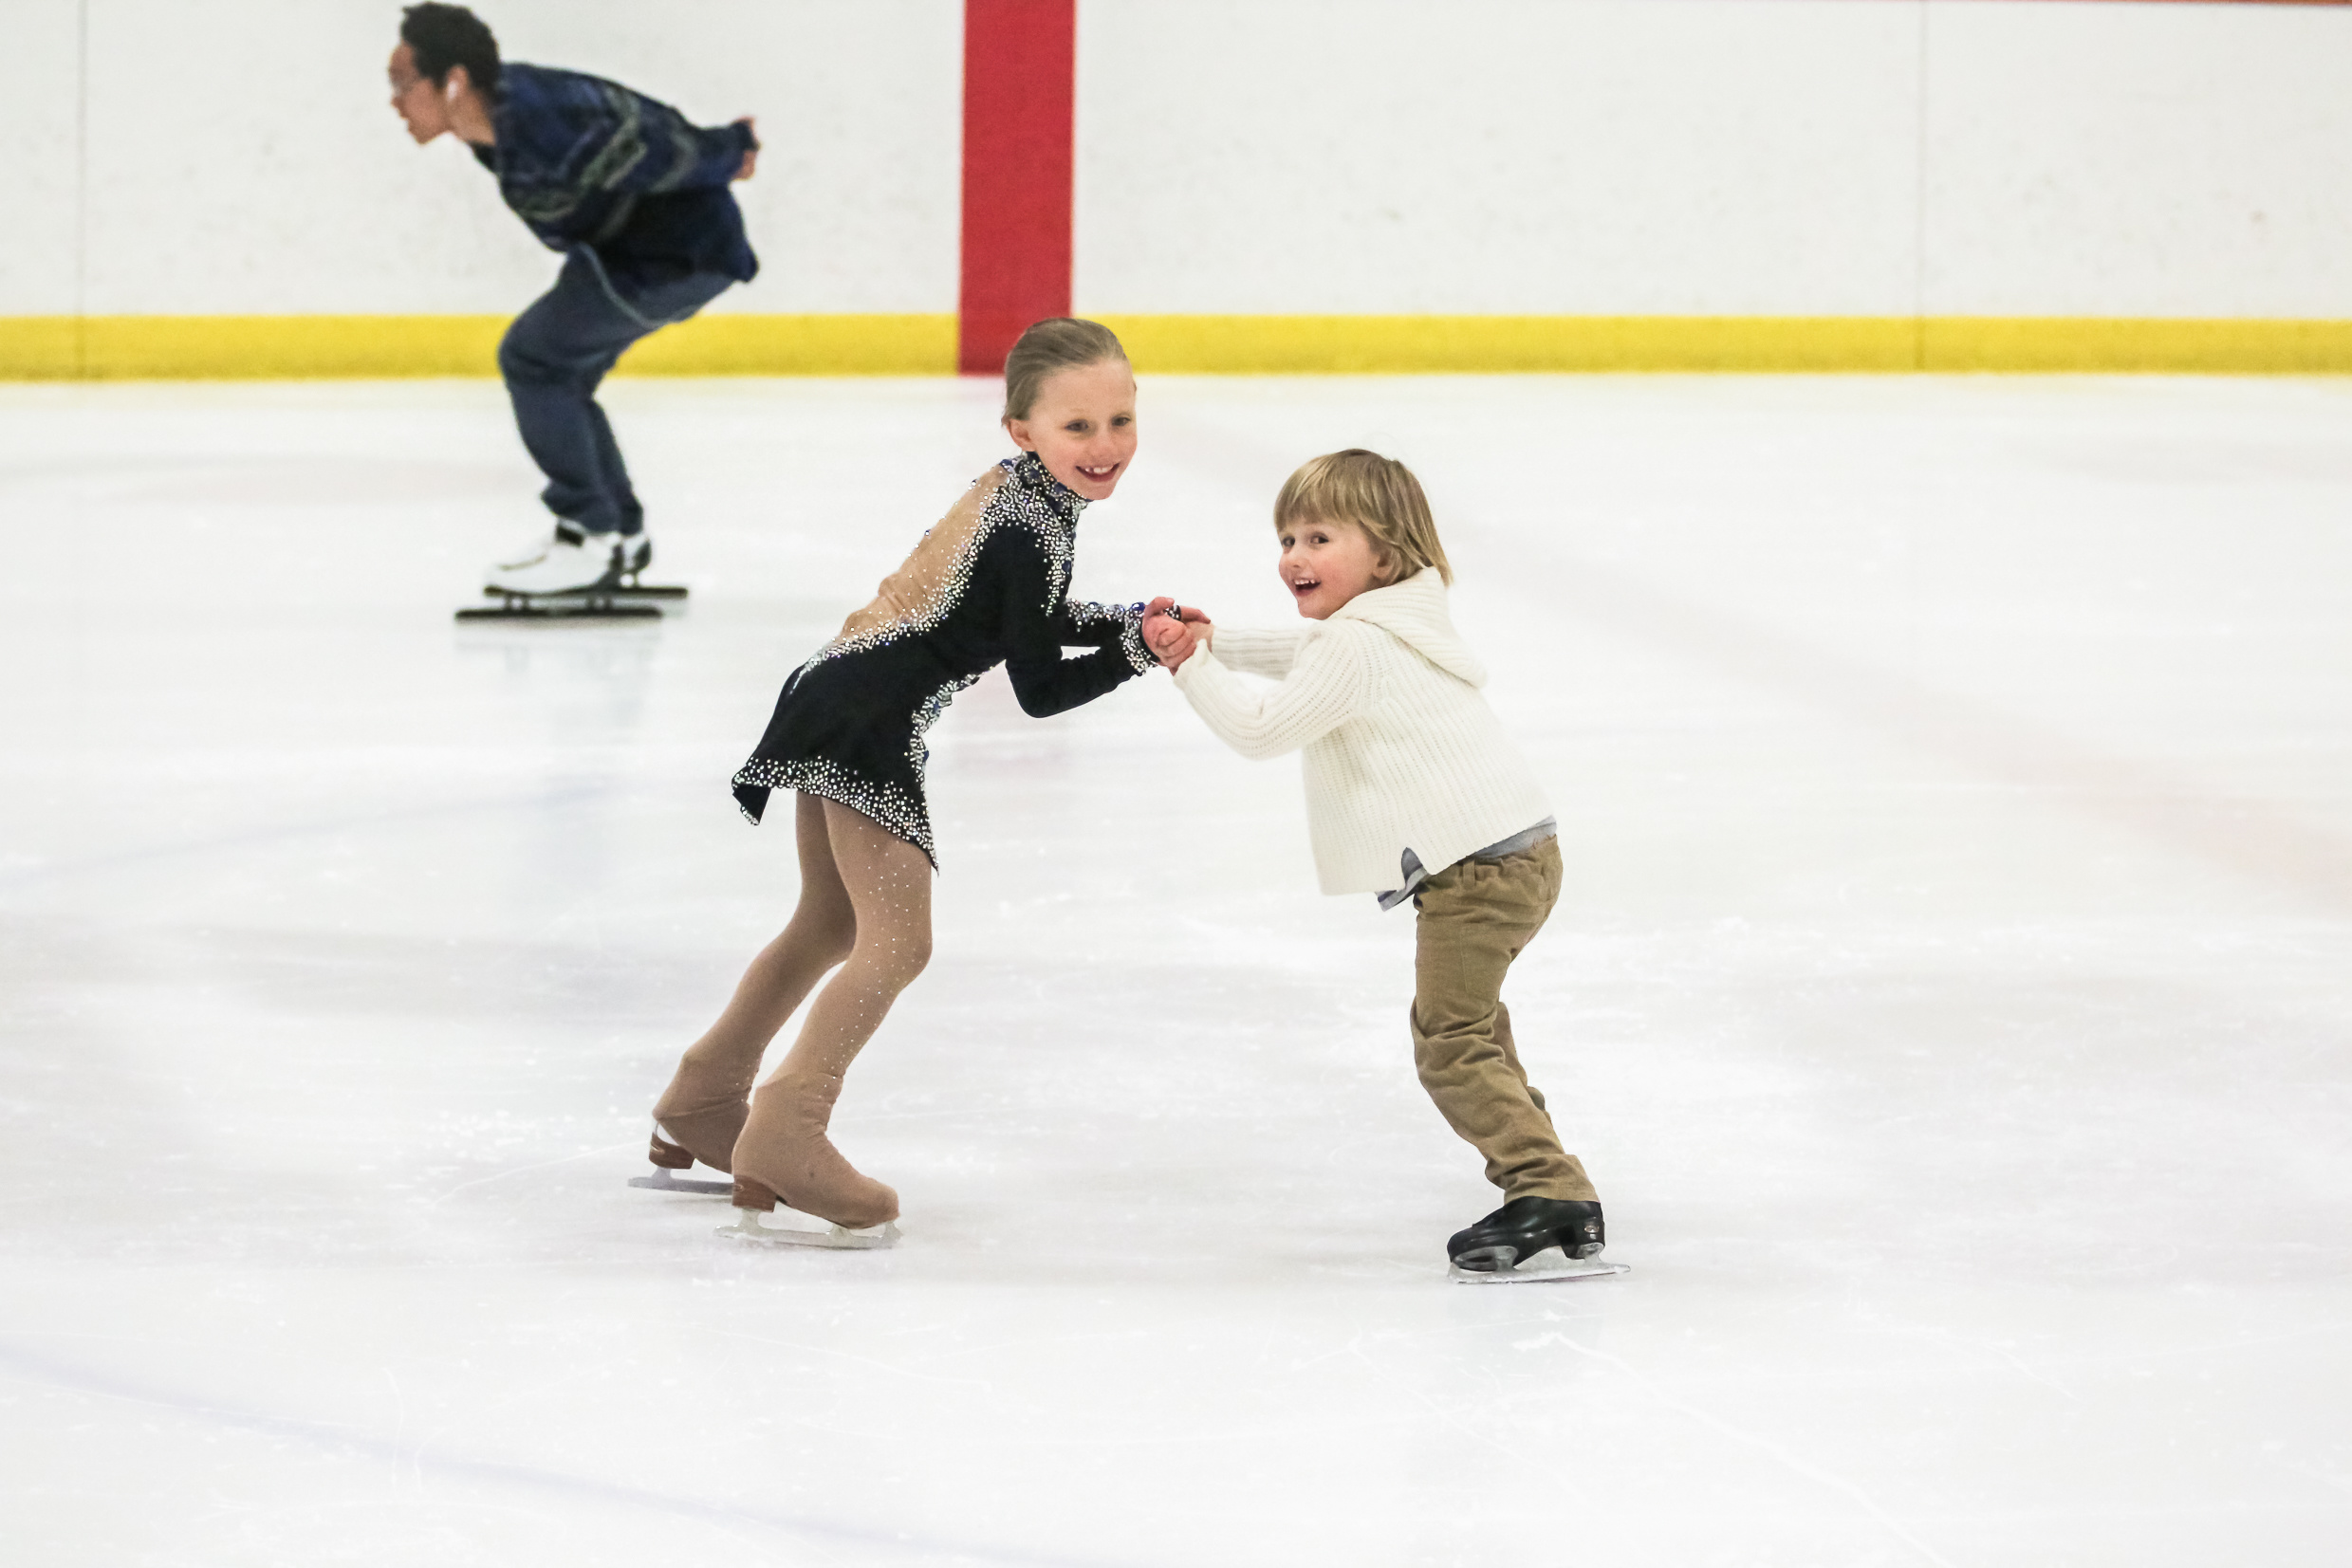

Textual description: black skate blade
[1449,1246,1629,1285]
[458,578,688,622]
[628,1169,732,1195]
[477,582,689,601]
[455,606,663,620]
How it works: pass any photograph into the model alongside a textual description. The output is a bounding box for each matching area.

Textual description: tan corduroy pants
[1409,838,1598,1203]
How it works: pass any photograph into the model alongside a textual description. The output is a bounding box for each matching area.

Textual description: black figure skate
[1446,1197,1628,1285]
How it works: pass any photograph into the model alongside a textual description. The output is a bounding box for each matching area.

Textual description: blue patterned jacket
[473,63,759,295]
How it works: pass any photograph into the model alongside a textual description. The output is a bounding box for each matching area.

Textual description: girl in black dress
[644,319,1169,1242]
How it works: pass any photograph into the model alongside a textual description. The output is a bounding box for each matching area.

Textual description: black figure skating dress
[732,453,1154,863]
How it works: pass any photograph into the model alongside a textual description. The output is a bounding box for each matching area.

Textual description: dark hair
[1002,318,1128,421]
[399,4,501,95]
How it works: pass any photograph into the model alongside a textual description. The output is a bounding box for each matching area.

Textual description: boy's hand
[1176,603,1214,650]
[733,117,759,180]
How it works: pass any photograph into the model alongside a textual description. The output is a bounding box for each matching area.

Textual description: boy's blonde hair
[1273,449,1452,586]
[1003,317,1130,421]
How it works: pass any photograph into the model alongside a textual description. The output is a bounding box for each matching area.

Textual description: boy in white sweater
[1145,450,1604,1274]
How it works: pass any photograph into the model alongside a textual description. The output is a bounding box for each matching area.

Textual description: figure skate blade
[719,1209,900,1249]
[1450,1245,1629,1285]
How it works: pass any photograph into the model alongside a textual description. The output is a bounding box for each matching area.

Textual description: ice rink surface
[2,373,2348,1566]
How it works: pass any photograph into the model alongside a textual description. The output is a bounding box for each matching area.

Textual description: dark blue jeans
[498,248,734,536]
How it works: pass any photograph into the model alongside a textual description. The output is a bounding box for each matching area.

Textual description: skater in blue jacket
[388,4,759,598]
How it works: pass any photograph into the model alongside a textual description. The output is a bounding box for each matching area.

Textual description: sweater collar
[1329,566,1445,622]
[1329,568,1487,687]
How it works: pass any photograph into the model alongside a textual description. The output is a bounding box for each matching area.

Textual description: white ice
[2,374,2348,1566]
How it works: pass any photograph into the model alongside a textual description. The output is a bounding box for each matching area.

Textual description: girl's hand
[1143,615,1195,669]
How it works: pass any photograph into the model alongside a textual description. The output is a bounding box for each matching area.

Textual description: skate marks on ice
[0,1337,1134,1568]
[1450,1246,1631,1285]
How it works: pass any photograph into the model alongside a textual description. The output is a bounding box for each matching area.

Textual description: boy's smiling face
[1277,515,1390,619]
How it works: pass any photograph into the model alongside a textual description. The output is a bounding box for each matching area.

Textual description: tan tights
[652,793,930,1227]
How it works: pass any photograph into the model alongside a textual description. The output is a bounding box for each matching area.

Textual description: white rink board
[57,0,963,318]
[9,1,2352,320]
[1,376,2349,1565]
[1921,1,2352,317]
[1077,0,2352,320]
[1076,0,1928,316]
[0,0,81,316]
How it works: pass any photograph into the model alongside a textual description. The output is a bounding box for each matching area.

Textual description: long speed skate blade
[719,1208,900,1250]
[457,600,662,621]
[1451,1247,1629,1285]
[628,1168,732,1195]
[476,582,688,601]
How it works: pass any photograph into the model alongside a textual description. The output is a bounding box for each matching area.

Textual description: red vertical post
[959,0,1076,376]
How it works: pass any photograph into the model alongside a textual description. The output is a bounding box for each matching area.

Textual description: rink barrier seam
[959,0,1076,375]
[7,313,2352,378]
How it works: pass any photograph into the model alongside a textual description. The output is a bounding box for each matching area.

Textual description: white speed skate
[459,526,685,622]
[485,527,636,595]
[492,523,655,579]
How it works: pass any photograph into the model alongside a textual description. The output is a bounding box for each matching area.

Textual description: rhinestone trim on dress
[731,454,1149,865]
[733,756,936,860]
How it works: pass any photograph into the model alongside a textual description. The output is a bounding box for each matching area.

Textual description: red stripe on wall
[959,0,1076,376]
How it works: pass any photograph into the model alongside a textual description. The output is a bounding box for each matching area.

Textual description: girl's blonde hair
[1274,449,1452,586]
[1003,318,1130,421]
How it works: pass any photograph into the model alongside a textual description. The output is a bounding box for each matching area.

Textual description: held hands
[1140,597,1192,668]
[733,117,759,181]
[1143,616,1192,669]
[1140,598,1213,670]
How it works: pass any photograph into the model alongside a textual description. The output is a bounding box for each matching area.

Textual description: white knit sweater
[1170,568,1552,895]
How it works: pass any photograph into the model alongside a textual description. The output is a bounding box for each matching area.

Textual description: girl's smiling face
[1277,515,1392,619]
[1005,360,1138,502]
